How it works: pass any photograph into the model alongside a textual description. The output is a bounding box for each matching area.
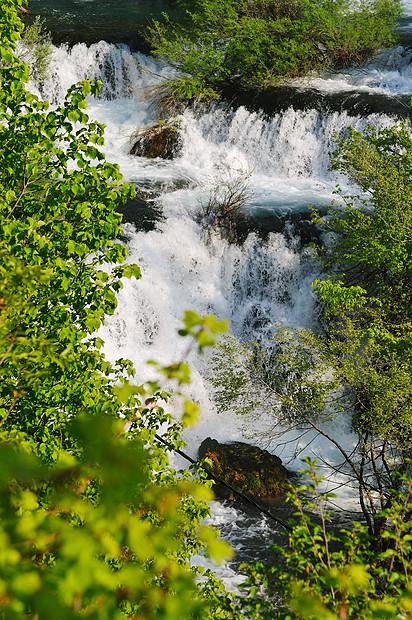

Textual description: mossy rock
[130,120,182,159]
[198,438,292,503]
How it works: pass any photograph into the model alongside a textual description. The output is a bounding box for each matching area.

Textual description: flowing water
[29,2,412,584]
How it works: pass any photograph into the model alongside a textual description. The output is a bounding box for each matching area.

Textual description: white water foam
[402,0,412,15]
[293,46,412,96]
[36,41,173,103]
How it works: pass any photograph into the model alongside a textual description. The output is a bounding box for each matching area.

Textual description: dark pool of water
[29,0,179,47]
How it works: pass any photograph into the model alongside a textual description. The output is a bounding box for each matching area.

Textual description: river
[29,0,412,587]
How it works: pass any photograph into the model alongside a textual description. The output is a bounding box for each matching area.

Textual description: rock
[130,120,182,159]
[198,438,292,503]
[234,208,324,246]
[117,195,164,232]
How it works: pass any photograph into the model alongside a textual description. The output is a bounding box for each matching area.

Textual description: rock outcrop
[130,120,182,159]
[198,438,292,503]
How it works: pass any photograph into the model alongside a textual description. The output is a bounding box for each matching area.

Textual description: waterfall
[33,40,399,455]
[35,41,173,103]
[29,40,405,574]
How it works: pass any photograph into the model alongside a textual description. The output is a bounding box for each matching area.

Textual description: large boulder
[198,438,292,503]
[130,120,182,159]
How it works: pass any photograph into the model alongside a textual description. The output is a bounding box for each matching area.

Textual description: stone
[130,120,182,159]
[198,437,292,503]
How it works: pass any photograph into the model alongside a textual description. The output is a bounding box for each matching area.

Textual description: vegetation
[315,124,412,453]
[147,0,402,104]
[1,0,412,618]
[238,461,412,619]
[19,15,52,84]
[200,170,251,243]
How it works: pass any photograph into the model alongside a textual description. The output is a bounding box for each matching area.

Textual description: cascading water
[292,45,412,96]
[291,0,412,96]
[32,37,410,580]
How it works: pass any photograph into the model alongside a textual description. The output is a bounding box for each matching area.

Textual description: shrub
[147,0,401,103]
[19,15,52,84]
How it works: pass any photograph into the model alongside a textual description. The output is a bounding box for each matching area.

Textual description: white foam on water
[402,0,412,15]
[293,46,412,96]
[37,41,173,103]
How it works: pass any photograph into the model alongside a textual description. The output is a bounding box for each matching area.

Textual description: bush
[239,460,412,619]
[147,0,401,103]
[19,15,52,84]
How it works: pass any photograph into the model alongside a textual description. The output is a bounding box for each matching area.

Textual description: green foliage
[147,0,401,103]
[0,66,136,458]
[0,416,216,619]
[210,331,339,425]
[19,15,52,84]
[179,311,228,352]
[328,124,412,288]
[314,124,412,450]
[238,460,412,619]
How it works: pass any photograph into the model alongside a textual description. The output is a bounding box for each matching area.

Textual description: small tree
[18,15,52,85]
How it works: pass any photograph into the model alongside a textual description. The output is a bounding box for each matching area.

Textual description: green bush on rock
[147,0,402,104]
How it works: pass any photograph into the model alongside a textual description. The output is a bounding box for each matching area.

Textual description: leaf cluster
[238,460,412,619]
[314,124,412,450]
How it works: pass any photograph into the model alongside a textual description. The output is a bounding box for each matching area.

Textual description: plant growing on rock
[200,169,252,243]
[147,0,401,103]
[130,118,182,159]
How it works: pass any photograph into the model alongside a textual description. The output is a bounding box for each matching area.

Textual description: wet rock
[130,120,182,159]
[198,438,292,503]
[235,207,324,246]
[117,194,164,232]
[220,83,410,119]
